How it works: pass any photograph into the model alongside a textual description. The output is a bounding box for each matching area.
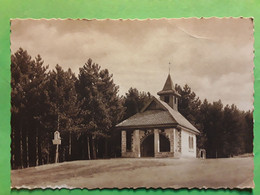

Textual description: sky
[10,18,254,111]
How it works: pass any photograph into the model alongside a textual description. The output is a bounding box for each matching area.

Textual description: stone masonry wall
[122,128,183,158]
[155,152,174,158]
[122,130,140,158]
[164,128,174,153]
[121,130,126,154]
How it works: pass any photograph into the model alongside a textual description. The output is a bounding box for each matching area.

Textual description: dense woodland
[11,48,253,169]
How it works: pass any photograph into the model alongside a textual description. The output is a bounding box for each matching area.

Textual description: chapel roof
[116,96,200,134]
[157,74,181,97]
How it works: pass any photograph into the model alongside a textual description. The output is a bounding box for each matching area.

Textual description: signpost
[52,131,61,163]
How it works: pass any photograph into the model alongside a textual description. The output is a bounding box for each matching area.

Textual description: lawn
[11,157,254,189]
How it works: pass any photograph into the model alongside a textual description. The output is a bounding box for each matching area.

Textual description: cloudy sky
[11,18,254,111]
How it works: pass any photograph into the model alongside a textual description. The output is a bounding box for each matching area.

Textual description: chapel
[116,74,200,158]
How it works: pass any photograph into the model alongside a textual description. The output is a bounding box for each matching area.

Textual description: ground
[11,157,254,189]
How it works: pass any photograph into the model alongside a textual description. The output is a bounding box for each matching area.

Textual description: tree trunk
[91,135,97,159]
[63,148,65,162]
[87,135,91,160]
[11,127,15,169]
[96,138,99,158]
[69,131,72,158]
[47,143,50,164]
[20,126,23,169]
[81,138,84,159]
[26,129,29,168]
[104,138,108,158]
[38,132,42,166]
[35,128,39,166]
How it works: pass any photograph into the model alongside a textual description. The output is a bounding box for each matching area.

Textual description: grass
[11,157,254,189]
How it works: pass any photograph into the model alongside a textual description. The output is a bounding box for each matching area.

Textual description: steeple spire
[168,62,171,75]
[162,73,175,91]
[157,73,181,111]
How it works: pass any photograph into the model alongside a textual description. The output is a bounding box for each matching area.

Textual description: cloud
[10,18,254,111]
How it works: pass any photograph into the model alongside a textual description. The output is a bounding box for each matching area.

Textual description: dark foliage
[123,87,152,120]
[11,49,124,168]
[175,84,253,158]
[11,48,253,169]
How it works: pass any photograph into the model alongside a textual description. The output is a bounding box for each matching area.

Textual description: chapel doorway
[141,134,154,157]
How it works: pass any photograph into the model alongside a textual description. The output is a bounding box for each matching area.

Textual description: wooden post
[55,144,59,163]
[52,131,61,163]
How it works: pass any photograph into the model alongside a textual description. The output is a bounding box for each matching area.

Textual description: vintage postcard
[10,18,254,189]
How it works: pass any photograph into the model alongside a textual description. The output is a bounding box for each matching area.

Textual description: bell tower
[157,74,181,111]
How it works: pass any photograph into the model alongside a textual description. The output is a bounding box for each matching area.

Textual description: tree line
[11,48,125,169]
[174,84,253,158]
[11,48,253,169]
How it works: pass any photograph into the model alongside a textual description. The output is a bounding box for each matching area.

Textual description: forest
[11,48,253,169]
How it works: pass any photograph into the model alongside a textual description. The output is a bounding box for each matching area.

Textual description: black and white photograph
[10,18,254,189]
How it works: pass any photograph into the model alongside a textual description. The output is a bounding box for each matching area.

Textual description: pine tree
[175,84,201,126]
[123,88,152,119]
[25,54,49,166]
[11,48,33,168]
[96,68,125,157]
[11,48,49,168]
[46,65,80,162]
[76,59,124,159]
[244,111,253,153]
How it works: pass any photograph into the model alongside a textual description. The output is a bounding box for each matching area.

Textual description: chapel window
[126,131,132,151]
[189,136,194,149]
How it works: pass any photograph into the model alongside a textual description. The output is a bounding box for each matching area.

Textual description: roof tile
[116,97,200,134]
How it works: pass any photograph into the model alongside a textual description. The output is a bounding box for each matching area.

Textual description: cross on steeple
[168,62,171,74]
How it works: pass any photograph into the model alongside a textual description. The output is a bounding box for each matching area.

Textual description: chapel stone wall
[121,130,140,158]
[122,128,188,158]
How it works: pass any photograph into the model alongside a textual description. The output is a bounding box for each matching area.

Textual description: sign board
[53,131,61,145]
[52,139,61,145]
[54,131,61,140]
[52,131,61,163]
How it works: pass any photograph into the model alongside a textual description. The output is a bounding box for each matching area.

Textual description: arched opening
[141,134,154,157]
[159,134,170,152]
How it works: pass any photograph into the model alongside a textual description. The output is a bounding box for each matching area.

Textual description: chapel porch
[121,128,181,158]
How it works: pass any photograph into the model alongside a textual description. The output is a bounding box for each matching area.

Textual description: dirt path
[11,157,254,189]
